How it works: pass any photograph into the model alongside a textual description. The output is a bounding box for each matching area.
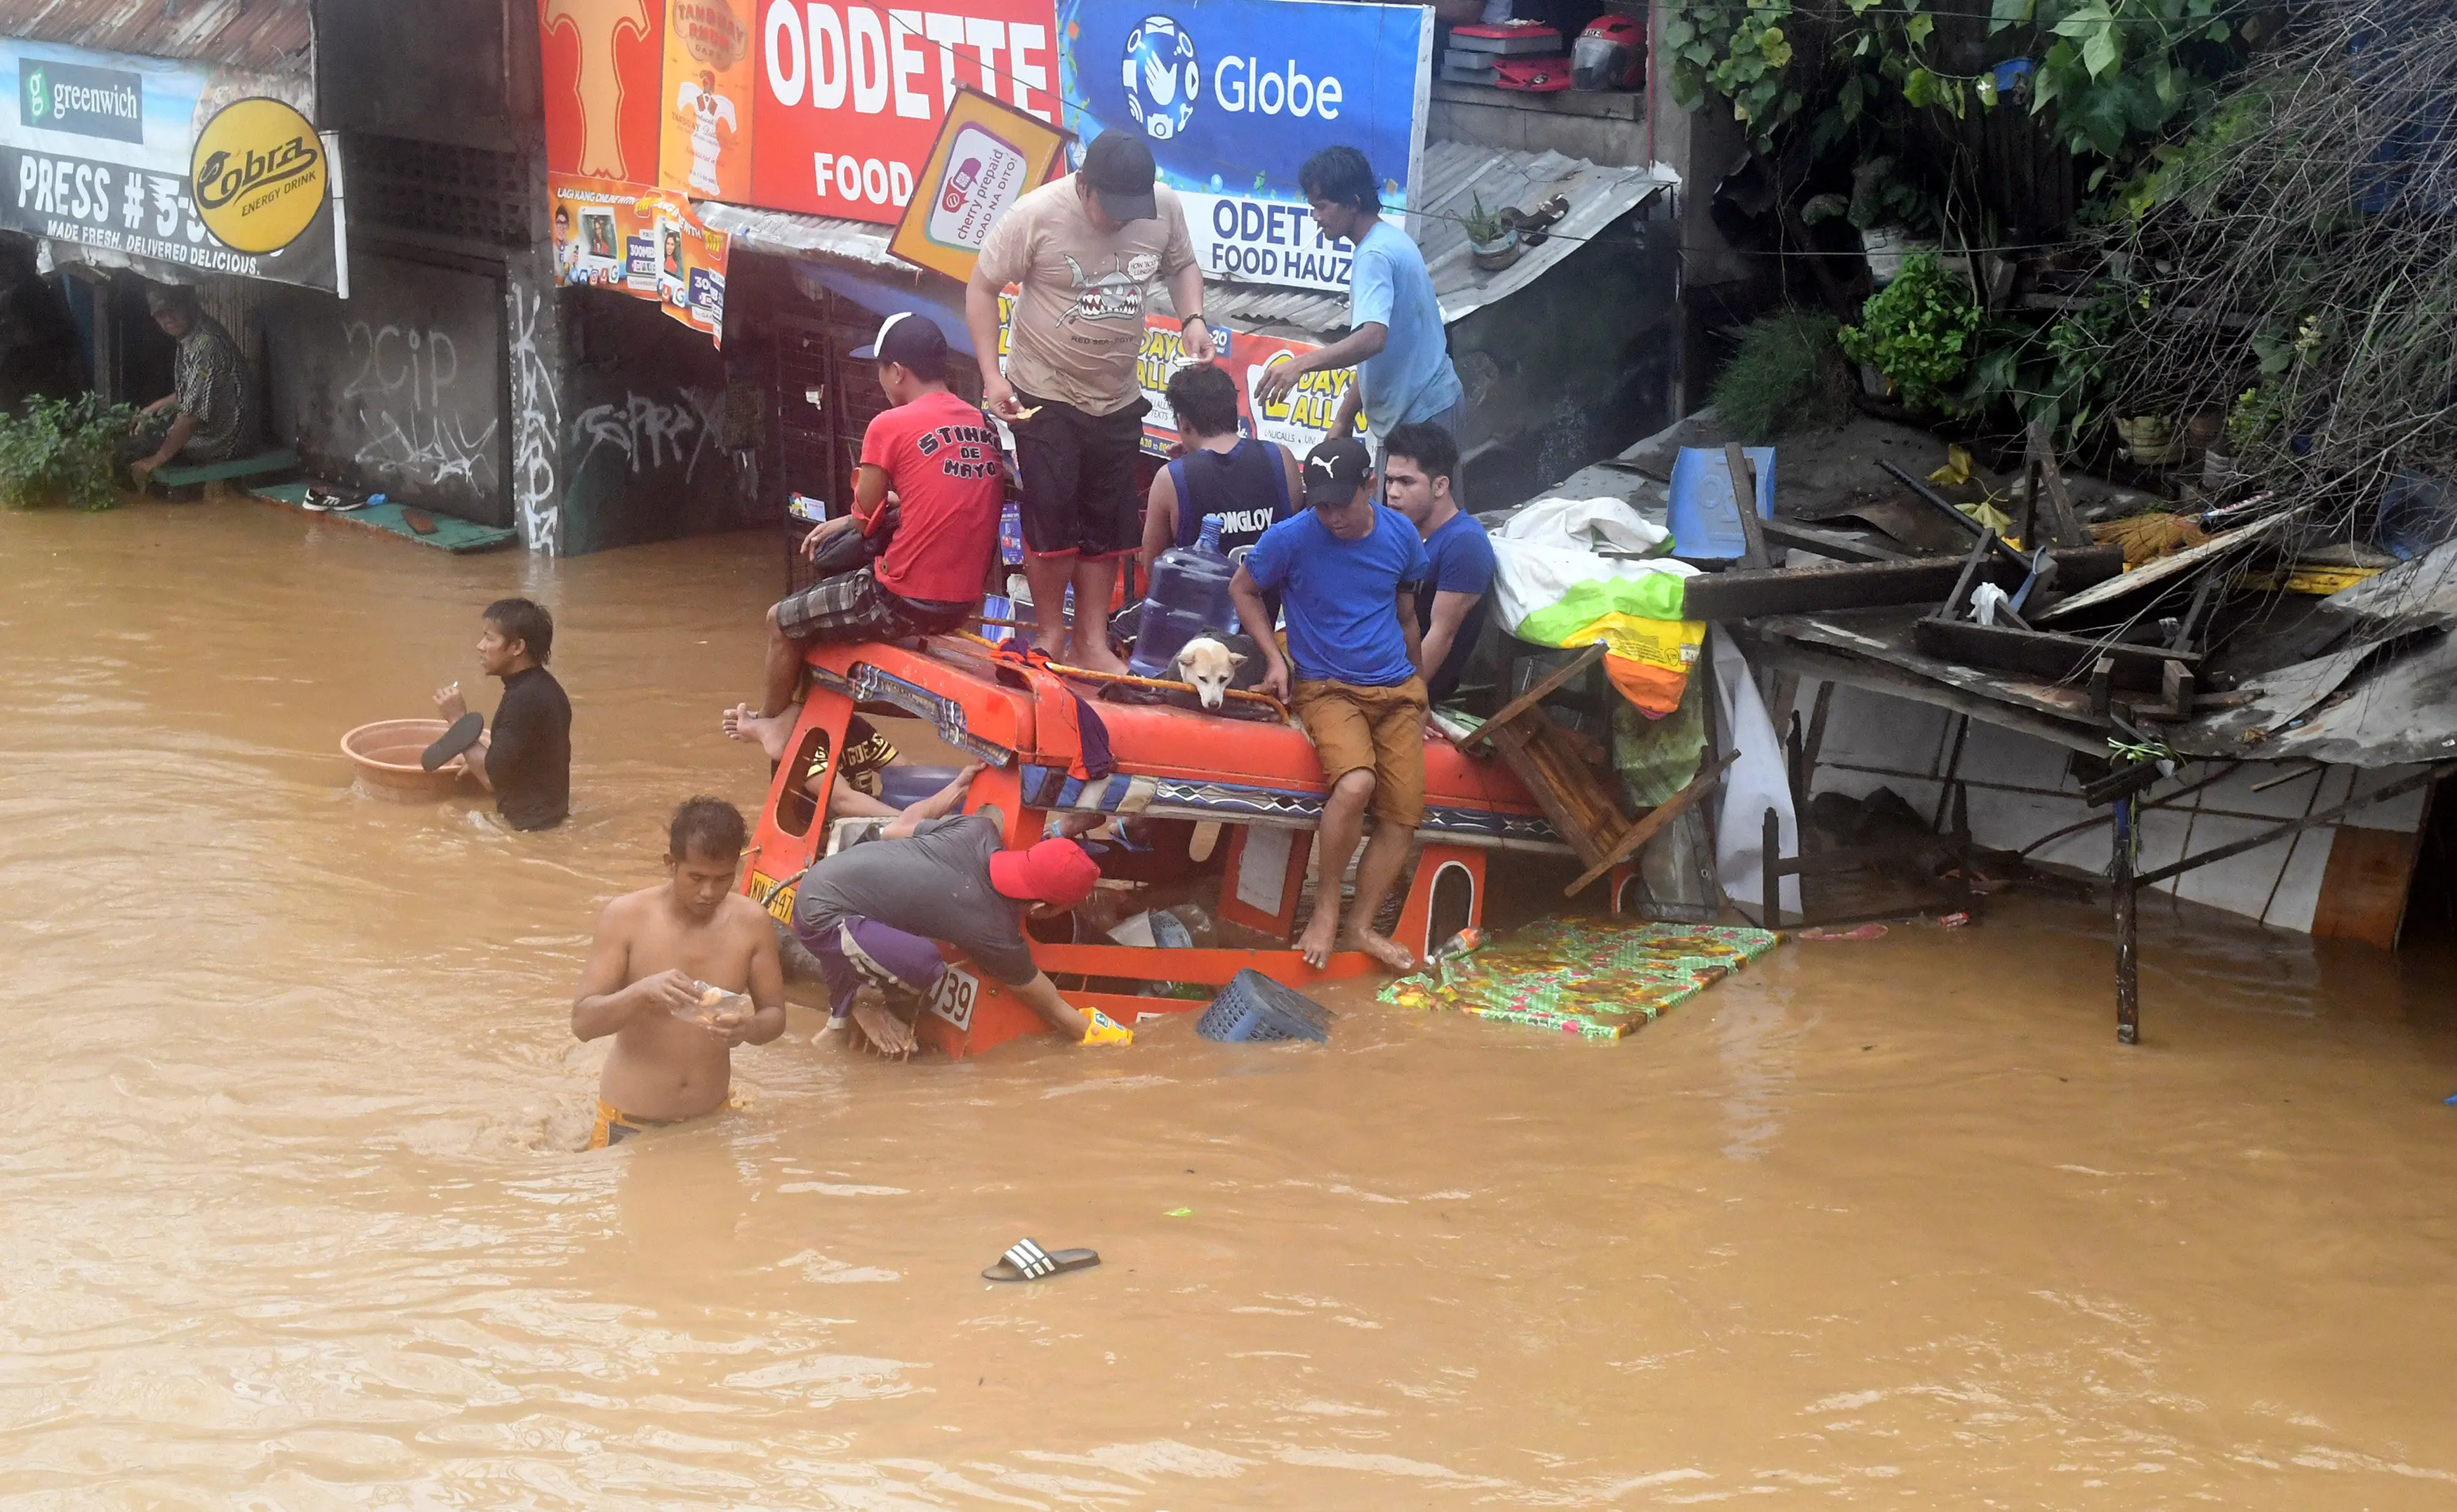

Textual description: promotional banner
[550,172,730,343]
[538,0,668,181]
[1055,0,1431,293]
[740,0,1060,224]
[887,86,1068,282]
[0,39,341,291]
[990,289,1356,457]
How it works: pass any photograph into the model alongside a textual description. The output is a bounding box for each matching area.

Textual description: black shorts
[773,566,969,644]
[1010,390,1148,559]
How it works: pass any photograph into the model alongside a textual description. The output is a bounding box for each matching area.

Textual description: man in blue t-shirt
[1231,436,1430,974]
[1382,420,1495,706]
[1253,146,1466,463]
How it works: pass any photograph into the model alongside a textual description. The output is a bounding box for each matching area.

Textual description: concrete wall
[266,251,510,525]
[556,288,754,555]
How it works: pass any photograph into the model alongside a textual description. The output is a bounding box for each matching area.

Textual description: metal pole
[2113,793,2139,1045]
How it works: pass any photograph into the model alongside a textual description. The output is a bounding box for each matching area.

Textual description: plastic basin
[341,719,468,802]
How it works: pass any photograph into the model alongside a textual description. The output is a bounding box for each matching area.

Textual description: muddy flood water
[4,501,2456,1509]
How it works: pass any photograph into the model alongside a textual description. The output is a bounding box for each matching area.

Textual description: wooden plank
[1684,557,2003,620]
[2309,823,2425,949]
[1565,751,1737,896]
[1759,517,1907,564]
[2024,419,2089,549]
[2040,505,2311,622]
[1462,642,1608,751]
[1488,719,1616,870]
[1911,617,2199,691]
[1726,443,1773,570]
[152,448,300,486]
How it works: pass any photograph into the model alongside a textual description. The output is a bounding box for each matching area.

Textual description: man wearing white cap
[734,312,1003,746]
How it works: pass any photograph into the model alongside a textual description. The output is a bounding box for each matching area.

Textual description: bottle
[674,980,753,1028]
[1127,514,1240,679]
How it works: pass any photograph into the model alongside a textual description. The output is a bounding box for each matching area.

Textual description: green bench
[148,449,300,500]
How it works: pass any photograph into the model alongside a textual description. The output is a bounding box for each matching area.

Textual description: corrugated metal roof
[8,0,312,75]
[693,201,905,272]
[1208,142,1677,337]
[698,141,1676,339]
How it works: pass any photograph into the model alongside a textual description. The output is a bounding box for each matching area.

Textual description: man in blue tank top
[1139,363,1302,578]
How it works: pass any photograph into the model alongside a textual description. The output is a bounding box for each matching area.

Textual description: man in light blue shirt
[1254,146,1465,463]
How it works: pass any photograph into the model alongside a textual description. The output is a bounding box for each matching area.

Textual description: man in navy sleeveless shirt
[1138,363,1301,576]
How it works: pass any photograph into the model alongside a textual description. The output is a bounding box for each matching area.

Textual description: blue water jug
[1127,515,1240,678]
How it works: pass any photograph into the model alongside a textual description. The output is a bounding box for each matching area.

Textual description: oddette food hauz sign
[0,39,341,291]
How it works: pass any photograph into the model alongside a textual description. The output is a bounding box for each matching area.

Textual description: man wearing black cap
[965,129,1211,675]
[736,312,1004,744]
[1229,435,1431,974]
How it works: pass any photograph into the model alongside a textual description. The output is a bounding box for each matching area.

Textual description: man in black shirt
[434,597,571,830]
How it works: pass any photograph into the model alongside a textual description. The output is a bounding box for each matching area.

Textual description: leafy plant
[1837,252,1981,410]
[2225,386,2279,453]
[1462,194,1508,248]
[1663,0,2242,178]
[0,393,138,511]
[1709,310,1856,439]
[1662,0,1799,154]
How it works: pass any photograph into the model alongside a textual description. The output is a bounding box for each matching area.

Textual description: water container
[873,764,964,810]
[1127,515,1240,678]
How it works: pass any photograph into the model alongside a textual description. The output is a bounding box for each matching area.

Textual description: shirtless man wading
[571,797,785,1148]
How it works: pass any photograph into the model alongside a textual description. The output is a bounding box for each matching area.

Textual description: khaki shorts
[1292,677,1429,829]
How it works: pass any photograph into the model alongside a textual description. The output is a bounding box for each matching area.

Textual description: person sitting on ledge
[731,312,1001,755]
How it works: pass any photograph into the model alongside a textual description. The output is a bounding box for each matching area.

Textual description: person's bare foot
[1340,927,1417,974]
[722,703,793,764]
[1066,637,1131,676]
[1295,906,1340,969]
[903,762,984,823]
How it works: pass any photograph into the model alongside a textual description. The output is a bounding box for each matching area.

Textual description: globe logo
[1121,16,1198,141]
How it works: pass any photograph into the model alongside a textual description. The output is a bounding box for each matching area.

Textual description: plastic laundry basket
[1196,969,1335,1043]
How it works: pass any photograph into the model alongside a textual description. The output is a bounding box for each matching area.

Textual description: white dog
[1170,635,1246,710]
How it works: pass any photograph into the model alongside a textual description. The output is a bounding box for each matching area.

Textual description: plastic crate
[1197,969,1334,1043]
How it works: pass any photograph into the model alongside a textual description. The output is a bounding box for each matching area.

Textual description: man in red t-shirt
[739,312,1003,745]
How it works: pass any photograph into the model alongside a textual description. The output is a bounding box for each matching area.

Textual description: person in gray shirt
[790,804,1132,1046]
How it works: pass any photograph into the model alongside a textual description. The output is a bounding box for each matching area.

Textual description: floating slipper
[421,711,484,771]
[981,1237,1099,1282]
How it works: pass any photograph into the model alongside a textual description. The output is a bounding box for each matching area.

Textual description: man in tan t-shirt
[965,130,1212,674]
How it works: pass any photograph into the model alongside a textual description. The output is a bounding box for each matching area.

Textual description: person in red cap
[786,801,1130,1046]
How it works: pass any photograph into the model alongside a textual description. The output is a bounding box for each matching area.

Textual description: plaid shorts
[774,566,969,644]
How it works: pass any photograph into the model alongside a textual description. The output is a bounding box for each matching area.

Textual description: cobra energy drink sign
[0,39,340,291]
[1056,0,1431,293]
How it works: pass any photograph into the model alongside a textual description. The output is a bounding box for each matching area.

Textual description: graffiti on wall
[509,282,562,552]
[339,320,501,493]
[570,386,724,480]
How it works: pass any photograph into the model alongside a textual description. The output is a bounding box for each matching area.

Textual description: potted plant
[1836,252,1980,412]
[1813,157,1938,286]
[1464,194,1521,272]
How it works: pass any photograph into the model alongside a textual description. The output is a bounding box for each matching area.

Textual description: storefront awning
[11,0,311,79]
